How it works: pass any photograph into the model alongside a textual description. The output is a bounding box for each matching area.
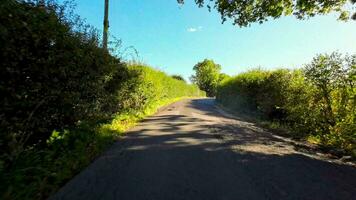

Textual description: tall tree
[191,59,221,97]
[177,0,355,27]
[103,0,109,49]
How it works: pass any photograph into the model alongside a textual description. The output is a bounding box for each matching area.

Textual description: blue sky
[63,0,356,80]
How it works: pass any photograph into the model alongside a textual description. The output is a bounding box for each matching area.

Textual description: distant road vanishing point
[50,98,356,200]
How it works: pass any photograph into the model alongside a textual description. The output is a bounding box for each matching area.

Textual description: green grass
[99,97,191,136]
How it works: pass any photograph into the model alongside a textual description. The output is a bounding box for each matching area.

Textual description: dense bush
[0,1,127,198]
[217,53,355,156]
[217,69,291,118]
[0,0,126,155]
[117,65,203,112]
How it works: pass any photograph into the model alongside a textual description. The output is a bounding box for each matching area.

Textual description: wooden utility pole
[103,0,109,50]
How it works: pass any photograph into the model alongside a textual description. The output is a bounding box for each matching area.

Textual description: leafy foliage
[116,65,204,112]
[191,59,222,97]
[0,0,126,157]
[217,53,355,156]
[171,74,186,82]
[219,73,231,82]
[101,65,204,136]
[178,0,355,26]
[303,53,355,148]
[217,69,290,118]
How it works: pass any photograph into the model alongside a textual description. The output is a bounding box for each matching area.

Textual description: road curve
[50,98,356,200]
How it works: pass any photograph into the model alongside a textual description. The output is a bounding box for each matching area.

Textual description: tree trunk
[103,0,109,50]
[321,85,335,127]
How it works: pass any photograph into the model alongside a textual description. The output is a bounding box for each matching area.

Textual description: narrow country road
[50,98,356,200]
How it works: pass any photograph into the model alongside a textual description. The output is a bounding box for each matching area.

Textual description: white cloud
[187,26,203,32]
[187,28,197,32]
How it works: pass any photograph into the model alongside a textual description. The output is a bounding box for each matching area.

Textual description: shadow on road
[51,98,356,200]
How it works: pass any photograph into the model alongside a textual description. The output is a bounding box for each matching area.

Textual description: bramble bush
[217,53,355,156]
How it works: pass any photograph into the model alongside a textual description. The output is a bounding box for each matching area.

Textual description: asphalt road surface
[50,98,356,200]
